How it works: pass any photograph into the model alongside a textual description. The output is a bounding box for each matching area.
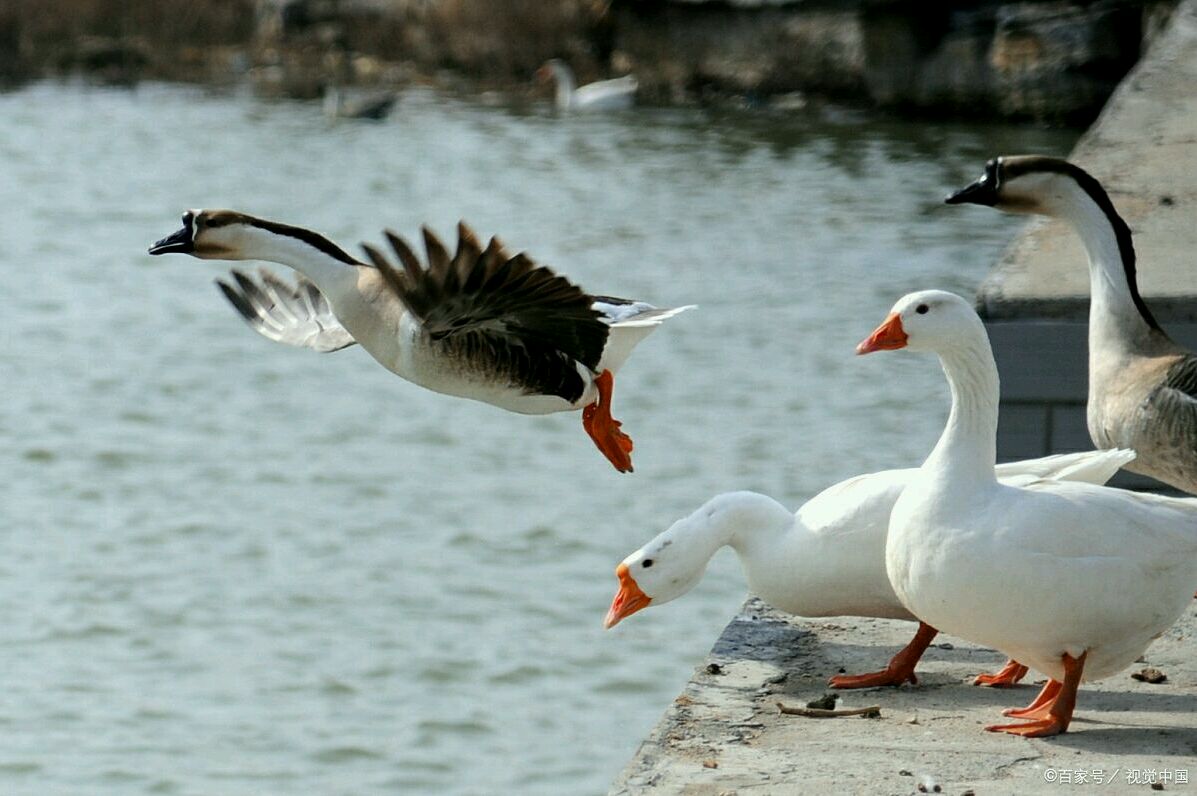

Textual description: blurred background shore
[0,0,1181,122]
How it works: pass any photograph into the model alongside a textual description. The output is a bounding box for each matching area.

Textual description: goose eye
[916,304,929,315]
[642,559,654,568]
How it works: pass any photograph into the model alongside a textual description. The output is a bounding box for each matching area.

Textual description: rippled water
[0,81,1073,794]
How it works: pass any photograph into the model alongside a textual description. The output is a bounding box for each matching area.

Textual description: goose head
[149,209,358,264]
[603,492,792,629]
[149,209,261,260]
[856,289,982,355]
[535,59,571,86]
[945,155,1102,216]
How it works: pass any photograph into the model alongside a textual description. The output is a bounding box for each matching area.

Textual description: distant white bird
[859,289,1197,737]
[149,211,692,472]
[604,449,1134,690]
[536,59,637,112]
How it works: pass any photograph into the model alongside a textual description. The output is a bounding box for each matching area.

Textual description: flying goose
[604,450,1134,690]
[948,156,1197,495]
[535,59,637,112]
[148,211,693,472]
[858,290,1197,736]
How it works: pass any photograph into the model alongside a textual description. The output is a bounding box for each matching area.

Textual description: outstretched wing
[216,269,357,353]
[360,223,609,403]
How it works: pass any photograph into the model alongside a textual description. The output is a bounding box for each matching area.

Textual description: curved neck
[668,493,793,583]
[1052,182,1163,354]
[234,227,360,294]
[552,68,575,108]
[923,335,1001,489]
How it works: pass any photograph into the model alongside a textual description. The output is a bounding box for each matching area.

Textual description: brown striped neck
[200,210,362,267]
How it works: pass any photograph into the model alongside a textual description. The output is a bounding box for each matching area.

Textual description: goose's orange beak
[856,313,907,354]
[604,563,651,629]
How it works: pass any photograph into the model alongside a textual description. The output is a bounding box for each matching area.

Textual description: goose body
[149,211,692,471]
[604,448,1135,688]
[859,289,1197,736]
[536,60,637,112]
[949,156,1197,494]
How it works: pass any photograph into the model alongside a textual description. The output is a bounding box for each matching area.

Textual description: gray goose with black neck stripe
[948,156,1197,494]
[148,210,693,472]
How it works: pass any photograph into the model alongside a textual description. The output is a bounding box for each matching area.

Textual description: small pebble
[1160,195,1175,206]
[1131,667,1167,684]
[702,759,719,769]
[936,642,954,650]
[1151,783,1165,791]
[706,663,724,675]
[805,693,839,710]
[961,790,976,796]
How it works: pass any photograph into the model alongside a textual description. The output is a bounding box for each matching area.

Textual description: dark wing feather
[1151,354,1197,443]
[363,223,608,402]
[215,269,357,353]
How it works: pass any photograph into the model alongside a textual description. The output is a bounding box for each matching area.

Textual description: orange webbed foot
[830,669,917,689]
[582,370,634,473]
[988,652,1085,737]
[985,717,1068,737]
[973,660,1030,688]
[829,622,936,690]
[1001,680,1062,719]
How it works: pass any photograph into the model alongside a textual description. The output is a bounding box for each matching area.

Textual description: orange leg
[581,370,634,473]
[830,622,937,689]
[973,659,1030,688]
[1001,679,1062,719]
[986,651,1086,737]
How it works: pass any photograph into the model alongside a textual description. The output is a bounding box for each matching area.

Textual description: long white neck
[1051,182,1165,358]
[552,67,576,109]
[923,332,1001,491]
[234,228,360,297]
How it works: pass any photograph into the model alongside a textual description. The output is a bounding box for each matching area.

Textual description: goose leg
[1000,679,1062,719]
[582,370,634,473]
[986,651,1085,737]
[830,622,937,689]
[973,659,1030,687]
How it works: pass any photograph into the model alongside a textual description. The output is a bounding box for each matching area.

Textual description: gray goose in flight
[149,211,693,472]
[948,156,1197,495]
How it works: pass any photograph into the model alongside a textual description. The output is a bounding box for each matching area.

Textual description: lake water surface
[0,81,1073,794]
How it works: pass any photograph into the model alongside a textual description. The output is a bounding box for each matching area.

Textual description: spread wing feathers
[216,269,357,353]
[361,223,611,401]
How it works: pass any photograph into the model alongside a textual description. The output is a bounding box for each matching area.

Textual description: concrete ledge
[611,599,1197,795]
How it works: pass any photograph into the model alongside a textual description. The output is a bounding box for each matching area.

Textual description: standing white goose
[858,289,1197,737]
[948,156,1197,495]
[604,449,1134,689]
[148,211,693,472]
[535,59,637,112]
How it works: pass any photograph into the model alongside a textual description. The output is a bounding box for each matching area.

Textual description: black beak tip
[148,227,194,256]
[943,181,996,207]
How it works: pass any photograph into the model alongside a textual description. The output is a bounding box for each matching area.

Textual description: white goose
[604,449,1134,689]
[948,156,1197,495]
[535,59,637,112]
[148,211,693,472]
[858,289,1197,737]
